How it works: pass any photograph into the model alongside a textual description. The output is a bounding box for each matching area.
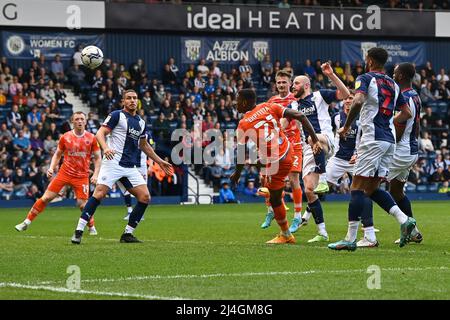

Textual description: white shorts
[326,156,354,185]
[354,140,395,179]
[387,153,418,182]
[97,160,147,190]
[302,136,334,179]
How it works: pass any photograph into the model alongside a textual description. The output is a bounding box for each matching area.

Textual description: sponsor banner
[181,37,271,64]
[341,40,426,66]
[106,3,435,37]
[0,0,104,29]
[2,31,104,60]
[435,12,450,37]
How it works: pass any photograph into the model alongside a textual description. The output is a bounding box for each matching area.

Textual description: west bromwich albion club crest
[185,40,201,61]
[252,41,269,62]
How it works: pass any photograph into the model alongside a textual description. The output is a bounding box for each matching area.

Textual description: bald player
[290,63,349,243]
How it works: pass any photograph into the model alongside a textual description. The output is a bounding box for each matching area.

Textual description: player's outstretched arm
[339,92,365,138]
[139,138,173,176]
[95,126,115,160]
[47,147,63,179]
[321,62,350,100]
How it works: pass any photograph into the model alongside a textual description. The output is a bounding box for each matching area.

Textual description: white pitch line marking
[35,266,449,286]
[0,282,190,300]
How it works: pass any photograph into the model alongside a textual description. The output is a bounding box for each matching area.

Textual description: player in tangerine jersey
[259,69,305,233]
[230,89,321,244]
[15,112,102,234]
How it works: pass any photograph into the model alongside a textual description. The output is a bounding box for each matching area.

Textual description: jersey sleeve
[102,111,120,130]
[355,74,371,95]
[91,137,100,152]
[319,89,338,104]
[140,125,148,139]
[395,91,408,112]
[332,113,340,132]
[57,135,66,151]
[236,121,247,145]
[288,101,299,111]
[270,103,287,119]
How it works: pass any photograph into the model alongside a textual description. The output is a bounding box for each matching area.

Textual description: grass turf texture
[0,201,449,300]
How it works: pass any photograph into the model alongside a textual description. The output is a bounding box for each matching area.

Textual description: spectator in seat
[54,83,68,105]
[8,104,23,130]
[197,59,209,77]
[9,76,23,96]
[168,57,179,78]
[45,122,60,141]
[13,167,28,198]
[26,91,38,109]
[86,112,100,134]
[12,90,28,110]
[260,54,273,76]
[303,59,316,79]
[0,88,6,106]
[420,80,436,105]
[26,105,42,130]
[162,64,177,86]
[244,181,258,197]
[219,181,238,204]
[30,129,44,152]
[43,134,57,154]
[420,131,434,152]
[438,181,449,193]
[72,44,83,66]
[0,168,14,200]
[141,91,155,115]
[437,68,449,83]
[13,129,32,159]
[434,81,450,101]
[211,61,222,78]
[51,54,65,83]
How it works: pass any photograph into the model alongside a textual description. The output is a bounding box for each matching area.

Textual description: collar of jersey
[72,130,86,138]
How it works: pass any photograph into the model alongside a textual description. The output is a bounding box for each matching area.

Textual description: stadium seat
[428,183,439,192]
[405,184,416,193]
[416,185,428,193]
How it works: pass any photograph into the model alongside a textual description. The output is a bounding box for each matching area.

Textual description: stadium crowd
[1,48,449,200]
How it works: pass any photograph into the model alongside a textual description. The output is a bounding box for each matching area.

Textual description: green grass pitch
[0,201,449,300]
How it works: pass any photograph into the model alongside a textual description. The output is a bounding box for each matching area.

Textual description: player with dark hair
[230,89,321,244]
[329,48,418,251]
[71,89,173,244]
[390,62,423,244]
[259,69,303,230]
[15,112,101,234]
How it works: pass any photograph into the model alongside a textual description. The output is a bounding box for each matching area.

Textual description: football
[80,45,104,69]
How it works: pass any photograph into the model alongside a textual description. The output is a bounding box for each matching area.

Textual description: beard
[294,86,305,99]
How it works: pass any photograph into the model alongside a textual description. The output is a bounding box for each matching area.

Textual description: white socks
[76,218,88,232]
[125,225,135,234]
[317,222,328,237]
[389,205,408,224]
[364,226,377,242]
[302,208,312,221]
[127,206,133,214]
[319,173,327,184]
[345,221,360,242]
[24,219,31,225]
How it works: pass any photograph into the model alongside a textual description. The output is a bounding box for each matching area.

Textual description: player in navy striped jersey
[122,133,154,221]
[390,62,423,244]
[291,63,350,243]
[329,47,417,251]
[71,89,173,244]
